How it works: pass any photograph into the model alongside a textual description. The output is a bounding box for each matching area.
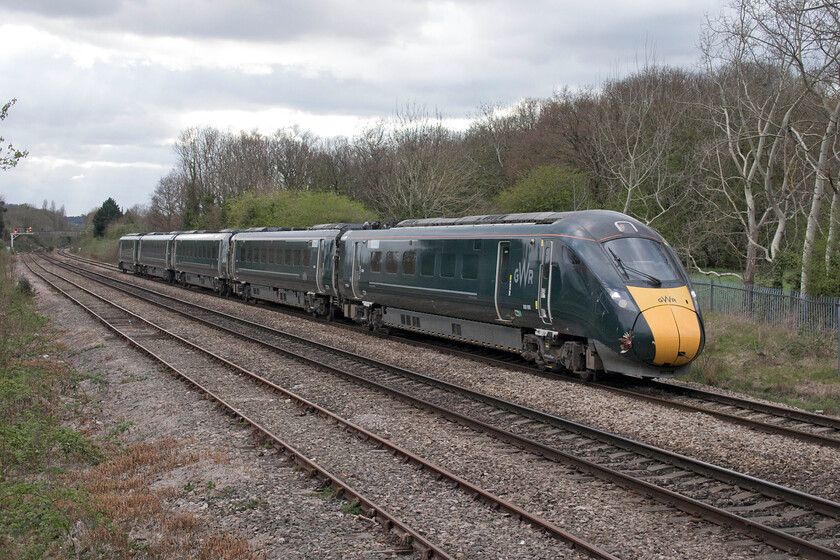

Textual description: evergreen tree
[92,197,123,237]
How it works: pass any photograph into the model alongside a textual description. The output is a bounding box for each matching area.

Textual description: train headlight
[689,289,701,313]
[610,290,638,313]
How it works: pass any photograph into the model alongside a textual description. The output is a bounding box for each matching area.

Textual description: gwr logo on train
[513,259,535,287]
[658,295,677,303]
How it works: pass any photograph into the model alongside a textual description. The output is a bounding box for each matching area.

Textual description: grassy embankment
[686,312,840,415]
[0,251,256,559]
[75,235,119,265]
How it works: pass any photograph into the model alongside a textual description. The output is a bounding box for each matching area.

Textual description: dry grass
[59,438,260,560]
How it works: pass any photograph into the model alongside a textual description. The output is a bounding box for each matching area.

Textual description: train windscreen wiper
[608,248,662,287]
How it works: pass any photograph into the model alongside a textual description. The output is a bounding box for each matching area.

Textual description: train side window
[441,254,455,278]
[420,252,435,276]
[282,248,290,265]
[462,254,478,280]
[385,251,399,274]
[293,249,301,266]
[303,249,311,267]
[370,251,382,273]
[402,251,416,275]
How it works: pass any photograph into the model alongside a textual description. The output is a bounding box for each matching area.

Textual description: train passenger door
[351,241,363,299]
[315,239,325,293]
[538,239,554,325]
[494,241,514,322]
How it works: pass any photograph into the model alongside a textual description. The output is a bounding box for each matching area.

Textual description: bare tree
[593,61,696,226]
[148,170,186,231]
[269,126,318,191]
[359,105,481,221]
[700,1,809,284]
[722,0,840,294]
[0,99,28,170]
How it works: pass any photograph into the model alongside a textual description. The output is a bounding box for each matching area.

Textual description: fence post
[709,278,714,313]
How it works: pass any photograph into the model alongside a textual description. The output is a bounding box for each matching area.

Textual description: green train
[120,210,705,378]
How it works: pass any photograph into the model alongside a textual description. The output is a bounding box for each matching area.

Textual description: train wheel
[577,369,596,382]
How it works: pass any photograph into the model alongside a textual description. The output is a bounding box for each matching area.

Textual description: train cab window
[402,251,416,275]
[441,254,455,278]
[370,251,383,273]
[602,237,681,285]
[462,254,478,280]
[420,253,435,276]
[385,251,399,274]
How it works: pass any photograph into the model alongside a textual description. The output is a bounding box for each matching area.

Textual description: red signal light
[13,229,17,234]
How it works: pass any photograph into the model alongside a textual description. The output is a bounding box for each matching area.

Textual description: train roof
[232,229,342,241]
[395,212,572,228]
[173,231,233,241]
[139,233,178,241]
[348,210,665,244]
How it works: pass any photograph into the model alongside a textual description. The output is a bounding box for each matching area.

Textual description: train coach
[119,210,704,378]
[229,226,346,315]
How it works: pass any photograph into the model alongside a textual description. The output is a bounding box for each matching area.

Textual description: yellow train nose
[627,286,703,366]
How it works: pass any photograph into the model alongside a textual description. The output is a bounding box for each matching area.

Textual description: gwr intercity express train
[119,210,705,378]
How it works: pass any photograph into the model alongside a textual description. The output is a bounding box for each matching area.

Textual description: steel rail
[42,252,840,560]
[24,257,453,560]
[27,255,620,560]
[377,327,840,449]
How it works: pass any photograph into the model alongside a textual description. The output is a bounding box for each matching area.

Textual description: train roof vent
[396,212,571,228]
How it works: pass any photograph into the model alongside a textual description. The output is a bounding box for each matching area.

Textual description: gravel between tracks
[33,255,829,558]
[101,265,840,504]
[23,261,410,559]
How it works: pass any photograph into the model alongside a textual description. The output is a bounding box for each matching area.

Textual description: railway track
[56,249,840,451]
[40,251,840,559]
[27,254,617,560]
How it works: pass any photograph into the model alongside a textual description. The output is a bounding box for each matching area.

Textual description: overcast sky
[0,0,726,217]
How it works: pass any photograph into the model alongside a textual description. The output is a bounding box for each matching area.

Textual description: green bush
[226,190,378,228]
[496,165,590,213]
